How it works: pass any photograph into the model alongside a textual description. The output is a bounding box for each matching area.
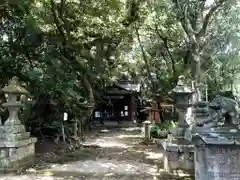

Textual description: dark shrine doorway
[93,82,140,124]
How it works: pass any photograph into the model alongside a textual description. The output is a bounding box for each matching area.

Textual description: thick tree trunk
[171,0,225,102]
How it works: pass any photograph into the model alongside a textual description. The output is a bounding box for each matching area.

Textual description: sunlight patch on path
[84,138,131,148]
[117,134,142,139]
[0,175,63,180]
[120,127,142,131]
[83,130,142,148]
[145,152,163,160]
[0,126,193,180]
[48,159,157,175]
[100,129,110,133]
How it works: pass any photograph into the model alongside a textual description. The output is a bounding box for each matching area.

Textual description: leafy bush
[150,121,176,139]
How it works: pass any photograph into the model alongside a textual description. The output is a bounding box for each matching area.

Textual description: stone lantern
[1,77,28,125]
[171,75,194,138]
[161,75,195,171]
[0,77,37,172]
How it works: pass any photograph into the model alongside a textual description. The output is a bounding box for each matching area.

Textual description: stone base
[163,150,194,171]
[195,145,240,180]
[162,140,194,171]
[0,138,37,172]
[0,124,37,173]
[0,154,35,173]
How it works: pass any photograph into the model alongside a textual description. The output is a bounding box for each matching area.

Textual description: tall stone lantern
[171,75,194,138]
[161,75,195,171]
[0,77,37,172]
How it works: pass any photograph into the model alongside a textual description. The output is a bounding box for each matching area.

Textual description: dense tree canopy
[0,0,239,139]
[131,0,240,98]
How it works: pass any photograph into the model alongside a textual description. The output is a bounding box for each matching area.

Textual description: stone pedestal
[195,144,240,179]
[192,130,240,180]
[162,134,194,171]
[189,96,240,179]
[0,125,37,172]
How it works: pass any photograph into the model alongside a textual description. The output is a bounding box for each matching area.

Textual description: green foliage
[0,0,239,139]
[150,121,176,139]
[0,0,147,138]
[128,0,240,99]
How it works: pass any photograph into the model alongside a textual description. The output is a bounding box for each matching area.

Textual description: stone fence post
[143,120,151,141]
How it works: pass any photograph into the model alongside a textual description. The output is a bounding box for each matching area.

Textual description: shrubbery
[150,121,176,139]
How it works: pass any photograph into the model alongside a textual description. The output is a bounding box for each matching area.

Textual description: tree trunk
[171,0,226,102]
[74,118,78,138]
[61,120,66,144]
[192,49,202,102]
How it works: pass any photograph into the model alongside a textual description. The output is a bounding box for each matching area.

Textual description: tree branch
[50,0,68,44]
[58,0,71,41]
[135,25,153,84]
[197,0,225,37]
[172,0,198,46]
[183,5,199,35]
[122,0,143,27]
[154,24,176,75]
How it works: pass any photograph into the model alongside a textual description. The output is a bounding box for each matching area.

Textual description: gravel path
[0,127,193,180]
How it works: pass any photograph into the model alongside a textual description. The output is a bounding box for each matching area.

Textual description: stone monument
[188,97,240,180]
[0,77,37,172]
[161,75,195,171]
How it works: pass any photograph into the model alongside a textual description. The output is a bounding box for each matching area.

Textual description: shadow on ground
[8,126,194,180]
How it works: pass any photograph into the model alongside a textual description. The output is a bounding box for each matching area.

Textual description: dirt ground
[0,126,194,180]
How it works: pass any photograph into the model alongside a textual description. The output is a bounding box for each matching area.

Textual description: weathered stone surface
[190,101,240,180]
[162,141,178,152]
[0,137,36,172]
[0,126,36,172]
[1,77,28,95]
[0,125,25,134]
[0,154,35,173]
[0,150,8,158]
[195,145,240,180]
[161,76,195,172]
[170,127,186,137]
[164,151,194,171]
[0,132,30,142]
[0,137,37,148]
[8,143,35,159]
[0,78,37,173]
[162,139,194,153]
[161,139,194,171]
[142,121,151,140]
[190,128,240,180]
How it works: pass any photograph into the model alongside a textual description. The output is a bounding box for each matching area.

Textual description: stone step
[0,132,30,142]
